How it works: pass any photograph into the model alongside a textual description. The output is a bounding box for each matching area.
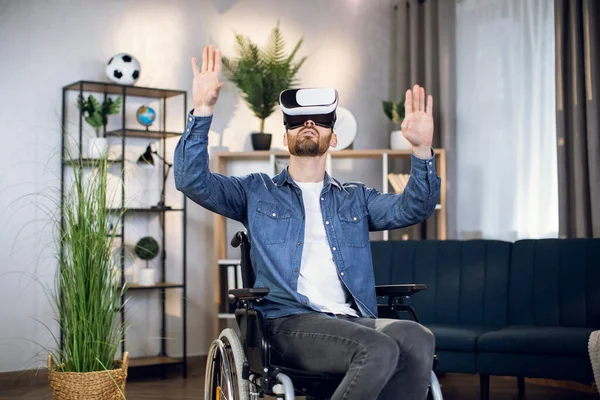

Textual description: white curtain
[455,0,558,241]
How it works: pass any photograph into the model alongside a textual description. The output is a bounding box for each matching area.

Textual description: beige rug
[589,330,600,395]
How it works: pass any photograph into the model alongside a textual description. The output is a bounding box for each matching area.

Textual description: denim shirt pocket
[253,201,292,245]
[338,205,369,248]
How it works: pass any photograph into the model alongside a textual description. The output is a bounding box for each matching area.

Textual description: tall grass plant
[50,153,126,373]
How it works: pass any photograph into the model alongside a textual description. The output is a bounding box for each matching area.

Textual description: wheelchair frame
[205,231,443,400]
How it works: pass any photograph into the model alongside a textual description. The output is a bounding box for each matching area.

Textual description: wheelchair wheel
[428,370,443,400]
[204,328,250,400]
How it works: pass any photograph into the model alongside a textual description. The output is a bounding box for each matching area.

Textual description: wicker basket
[47,352,129,400]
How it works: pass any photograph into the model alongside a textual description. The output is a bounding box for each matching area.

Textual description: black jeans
[264,312,435,400]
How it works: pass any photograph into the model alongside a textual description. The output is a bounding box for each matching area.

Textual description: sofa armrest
[375,284,427,297]
[229,287,269,301]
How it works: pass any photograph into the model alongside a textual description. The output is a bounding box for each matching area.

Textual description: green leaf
[100,96,121,126]
[86,112,103,128]
[382,92,406,124]
[88,95,100,112]
[383,101,394,121]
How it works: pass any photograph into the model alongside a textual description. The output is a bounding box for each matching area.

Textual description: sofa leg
[517,376,525,399]
[480,374,490,400]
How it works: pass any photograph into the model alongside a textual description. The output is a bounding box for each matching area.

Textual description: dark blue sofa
[371,238,600,399]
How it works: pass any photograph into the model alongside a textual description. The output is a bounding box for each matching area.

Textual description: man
[175,45,441,400]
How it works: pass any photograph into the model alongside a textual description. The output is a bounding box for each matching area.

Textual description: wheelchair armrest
[376,284,427,323]
[375,284,427,297]
[229,287,269,301]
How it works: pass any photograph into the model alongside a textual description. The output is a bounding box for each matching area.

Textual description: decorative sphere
[136,106,156,126]
[105,53,141,85]
[135,236,160,260]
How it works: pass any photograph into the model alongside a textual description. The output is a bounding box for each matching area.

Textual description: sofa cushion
[477,326,594,357]
[371,239,512,327]
[426,324,494,352]
[508,239,600,328]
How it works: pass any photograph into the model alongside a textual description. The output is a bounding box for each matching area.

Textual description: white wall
[0,0,397,372]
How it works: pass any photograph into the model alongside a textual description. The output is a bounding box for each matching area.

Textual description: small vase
[390,130,412,150]
[137,268,156,286]
[87,137,108,159]
[251,133,272,151]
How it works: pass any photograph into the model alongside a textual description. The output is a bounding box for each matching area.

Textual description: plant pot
[251,133,272,151]
[137,268,156,286]
[47,352,129,400]
[87,137,108,159]
[390,130,412,150]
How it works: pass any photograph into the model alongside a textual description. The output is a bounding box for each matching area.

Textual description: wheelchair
[205,231,444,400]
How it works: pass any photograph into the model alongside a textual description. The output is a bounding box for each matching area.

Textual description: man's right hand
[191,45,224,116]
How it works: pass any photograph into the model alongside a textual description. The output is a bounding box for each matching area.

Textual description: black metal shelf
[64,80,185,99]
[61,80,188,378]
[108,207,185,213]
[126,282,184,291]
[106,128,183,139]
[63,158,123,166]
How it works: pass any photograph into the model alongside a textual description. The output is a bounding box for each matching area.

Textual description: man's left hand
[401,85,434,158]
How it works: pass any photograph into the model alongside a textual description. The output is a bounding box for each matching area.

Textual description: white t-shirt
[295,180,359,316]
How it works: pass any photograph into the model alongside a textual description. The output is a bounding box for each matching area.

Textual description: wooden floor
[1,367,597,399]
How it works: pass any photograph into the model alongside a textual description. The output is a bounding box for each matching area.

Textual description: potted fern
[47,154,128,399]
[77,94,121,158]
[382,93,411,150]
[222,20,307,150]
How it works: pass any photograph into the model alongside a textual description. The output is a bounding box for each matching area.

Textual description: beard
[288,129,332,157]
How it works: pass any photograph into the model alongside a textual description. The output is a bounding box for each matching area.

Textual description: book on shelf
[387,173,411,194]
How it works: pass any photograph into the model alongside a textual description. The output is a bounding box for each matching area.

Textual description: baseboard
[0,355,207,392]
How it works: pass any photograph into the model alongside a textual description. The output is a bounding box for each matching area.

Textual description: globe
[136,106,156,127]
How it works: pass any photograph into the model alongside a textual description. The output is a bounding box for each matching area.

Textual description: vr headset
[279,88,338,130]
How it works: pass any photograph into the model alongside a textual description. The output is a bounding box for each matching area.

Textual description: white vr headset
[278,88,339,129]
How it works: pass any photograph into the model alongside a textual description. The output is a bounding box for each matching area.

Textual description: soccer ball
[105,53,140,85]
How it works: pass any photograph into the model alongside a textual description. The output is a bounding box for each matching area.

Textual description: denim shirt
[174,111,441,319]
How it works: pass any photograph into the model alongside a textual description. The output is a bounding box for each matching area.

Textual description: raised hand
[191,45,224,116]
[401,85,434,158]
